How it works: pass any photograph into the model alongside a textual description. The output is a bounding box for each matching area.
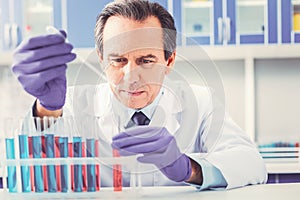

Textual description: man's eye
[143,59,154,64]
[140,58,155,65]
[110,58,127,67]
[113,58,127,63]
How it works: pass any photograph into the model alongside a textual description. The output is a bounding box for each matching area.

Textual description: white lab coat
[59,79,267,189]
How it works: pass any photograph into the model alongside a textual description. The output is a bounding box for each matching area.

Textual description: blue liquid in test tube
[86,138,96,192]
[32,136,44,192]
[5,138,17,192]
[59,137,68,192]
[18,135,31,192]
[73,137,83,192]
[45,134,57,192]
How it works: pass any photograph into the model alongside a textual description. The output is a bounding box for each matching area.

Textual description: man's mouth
[120,90,145,96]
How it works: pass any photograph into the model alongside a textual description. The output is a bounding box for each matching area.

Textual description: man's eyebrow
[108,53,122,57]
[140,54,157,58]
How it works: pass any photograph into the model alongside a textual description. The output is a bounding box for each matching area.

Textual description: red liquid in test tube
[95,140,100,191]
[113,149,122,191]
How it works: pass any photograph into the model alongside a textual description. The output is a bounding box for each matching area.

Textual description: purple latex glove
[112,126,192,182]
[12,31,76,110]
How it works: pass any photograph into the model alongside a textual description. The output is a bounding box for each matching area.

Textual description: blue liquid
[73,137,83,192]
[32,136,44,192]
[86,138,96,192]
[18,135,31,192]
[45,134,57,192]
[5,138,17,192]
[59,137,68,192]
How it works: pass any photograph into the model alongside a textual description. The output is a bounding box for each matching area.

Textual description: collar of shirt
[111,87,164,130]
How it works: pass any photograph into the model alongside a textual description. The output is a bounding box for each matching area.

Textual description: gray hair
[94,0,177,60]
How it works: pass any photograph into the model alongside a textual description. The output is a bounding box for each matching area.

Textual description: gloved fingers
[137,154,161,164]
[112,135,172,154]
[59,30,67,38]
[12,53,76,75]
[13,43,74,64]
[14,34,66,52]
[112,132,163,149]
[112,126,166,140]
[17,65,67,94]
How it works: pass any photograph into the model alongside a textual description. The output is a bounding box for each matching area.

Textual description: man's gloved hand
[112,126,192,182]
[12,31,76,110]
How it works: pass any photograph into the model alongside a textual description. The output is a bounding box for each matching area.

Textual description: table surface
[1,183,300,200]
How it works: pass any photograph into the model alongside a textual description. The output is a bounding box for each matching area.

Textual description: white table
[1,183,300,200]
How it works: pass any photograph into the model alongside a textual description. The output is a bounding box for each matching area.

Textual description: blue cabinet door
[282,0,300,43]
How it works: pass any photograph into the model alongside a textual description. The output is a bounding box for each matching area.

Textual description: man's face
[100,16,175,109]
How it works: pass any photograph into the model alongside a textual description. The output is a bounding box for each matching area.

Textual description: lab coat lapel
[149,87,182,135]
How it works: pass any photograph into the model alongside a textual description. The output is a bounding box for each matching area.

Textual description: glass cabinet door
[22,0,54,39]
[234,0,277,44]
[281,0,300,43]
[292,0,300,43]
[174,0,221,46]
[183,0,214,45]
[236,0,267,44]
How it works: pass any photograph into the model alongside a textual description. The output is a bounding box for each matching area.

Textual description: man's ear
[96,48,103,63]
[165,51,176,75]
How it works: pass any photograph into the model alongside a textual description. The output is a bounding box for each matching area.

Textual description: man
[12,0,267,190]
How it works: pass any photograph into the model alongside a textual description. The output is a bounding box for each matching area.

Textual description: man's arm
[186,158,203,185]
[35,99,63,118]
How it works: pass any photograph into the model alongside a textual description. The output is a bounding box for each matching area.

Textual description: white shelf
[183,1,213,9]
[266,162,300,174]
[1,44,300,66]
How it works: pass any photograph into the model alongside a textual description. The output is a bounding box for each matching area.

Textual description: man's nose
[122,61,140,83]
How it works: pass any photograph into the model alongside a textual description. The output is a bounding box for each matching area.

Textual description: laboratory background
[0,0,300,188]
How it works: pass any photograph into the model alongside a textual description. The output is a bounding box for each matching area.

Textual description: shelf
[176,44,300,61]
[237,1,266,7]
[1,44,300,67]
[183,1,213,9]
[266,162,300,174]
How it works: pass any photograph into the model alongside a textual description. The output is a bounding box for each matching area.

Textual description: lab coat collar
[92,80,183,135]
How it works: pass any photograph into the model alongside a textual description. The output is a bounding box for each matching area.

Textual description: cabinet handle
[11,23,20,48]
[4,23,11,48]
[217,17,223,43]
[225,17,231,42]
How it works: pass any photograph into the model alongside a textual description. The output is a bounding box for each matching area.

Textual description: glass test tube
[18,134,31,192]
[86,138,96,192]
[59,136,69,192]
[113,149,122,191]
[32,117,44,192]
[44,117,57,192]
[5,137,17,192]
[73,136,83,192]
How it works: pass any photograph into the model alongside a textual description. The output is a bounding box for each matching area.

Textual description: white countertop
[1,183,300,200]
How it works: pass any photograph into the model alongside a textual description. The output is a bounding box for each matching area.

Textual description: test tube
[18,133,31,192]
[95,139,101,191]
[86,138,96,192]
[59,136,68,192]
[73,136,83,192]
[113,149,122,191]
[44,117,57,192]
[5,119,17,193]
[59,131,69,193]
[32,117,44,192]
[54,136,61,191]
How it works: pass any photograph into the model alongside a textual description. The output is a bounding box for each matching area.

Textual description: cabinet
[173,0,278,45]
[0,0,63,50]
[282,0,300,43]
